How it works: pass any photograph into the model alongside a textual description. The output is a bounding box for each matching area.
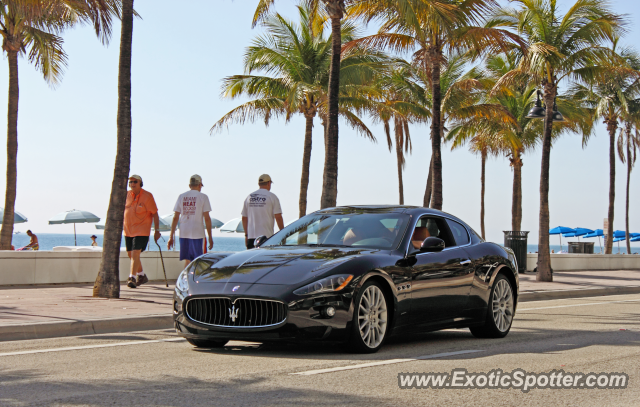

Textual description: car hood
[193,246,376,286]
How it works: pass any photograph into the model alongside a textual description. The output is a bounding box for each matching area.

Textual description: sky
[0,0,638,247]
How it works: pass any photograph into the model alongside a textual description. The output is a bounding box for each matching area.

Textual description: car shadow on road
[184,321,640,365]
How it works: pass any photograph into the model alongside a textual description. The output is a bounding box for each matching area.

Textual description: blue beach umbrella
[613,230,627,238]
[583,229,604,238]
[563,227,593,237]
[582,229,604,253]
[612,232,640,252]
[610,231,631,253]
[549,226,575,251]
[562,228,594,248]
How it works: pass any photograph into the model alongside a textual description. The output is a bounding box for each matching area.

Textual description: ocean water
[9,233,247,252]
[7,233,638,254]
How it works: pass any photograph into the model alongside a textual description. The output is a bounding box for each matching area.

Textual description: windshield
[262,212,410,250]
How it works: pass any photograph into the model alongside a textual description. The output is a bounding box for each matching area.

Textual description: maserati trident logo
[229,305,239,322]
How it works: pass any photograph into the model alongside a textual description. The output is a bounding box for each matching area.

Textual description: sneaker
[136,274,149,287]
[127,277,137,288]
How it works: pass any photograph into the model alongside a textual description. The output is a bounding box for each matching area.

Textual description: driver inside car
[342,217,392,246]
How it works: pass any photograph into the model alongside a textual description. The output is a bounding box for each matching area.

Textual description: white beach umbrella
[95,216,173,232]
[162,213,224,230]
[49,209,100,246]
[0,207,28,224]
[220,218,245,233]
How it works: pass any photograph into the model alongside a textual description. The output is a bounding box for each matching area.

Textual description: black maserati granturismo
[173,205,519,353]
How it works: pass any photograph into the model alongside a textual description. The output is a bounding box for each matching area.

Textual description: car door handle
[459,260,472,265]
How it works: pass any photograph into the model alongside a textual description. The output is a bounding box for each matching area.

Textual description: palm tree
[365,63,432,204]
[0,0,114,250]
[568,45,640,254]
[94,0,134,299]
[450,51,594,236]
[468,53,539,232]
[253,0,351,209]
[213,6,380,218]
[495,0,625,281]
[617,103,640,255]
[348,0,523,210]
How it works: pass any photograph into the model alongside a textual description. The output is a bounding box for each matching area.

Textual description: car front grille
[185,297,287,328]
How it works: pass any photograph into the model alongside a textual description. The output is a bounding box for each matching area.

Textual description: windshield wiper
[314,243,351,248]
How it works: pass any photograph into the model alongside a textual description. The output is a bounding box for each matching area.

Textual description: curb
[519,285,640,302]
[2,287,640,342]
[0,314,173,342]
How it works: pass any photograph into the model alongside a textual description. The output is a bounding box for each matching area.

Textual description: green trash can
[503,231,529,273]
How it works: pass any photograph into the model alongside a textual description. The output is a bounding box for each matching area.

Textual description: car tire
[186,338,229,348]
[347,280,390,354]
[470,274,515,339]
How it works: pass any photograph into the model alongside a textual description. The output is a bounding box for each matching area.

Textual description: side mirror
[420,237,445,252]
[254,235,268,248]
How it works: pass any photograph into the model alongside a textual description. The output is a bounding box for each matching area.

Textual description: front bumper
[173,286,355,343]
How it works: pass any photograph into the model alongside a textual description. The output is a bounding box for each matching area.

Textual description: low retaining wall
[0,250,185,286]
[525,253,640,272]
[1,251,639,286]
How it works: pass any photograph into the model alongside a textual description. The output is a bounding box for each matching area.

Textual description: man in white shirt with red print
[168,174,214,267]
[242,174,284,249]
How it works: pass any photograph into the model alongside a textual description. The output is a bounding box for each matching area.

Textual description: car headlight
[294,274,353,296]
[176,269,189,292]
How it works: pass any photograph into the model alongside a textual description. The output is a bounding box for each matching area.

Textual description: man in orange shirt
[124,174,161,288]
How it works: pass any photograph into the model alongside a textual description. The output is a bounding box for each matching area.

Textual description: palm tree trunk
[537,82,556,282]
[320,2,344,209]
[511,151,523,231]
[428,45,443,210]
[423,154,433,207]
[480,148,486,239]
[0,51,19,250]
[94,0,134,298]
[395,119,404,205]
[625,130,631,255]
[605,119,617,255]
[299,115,314,218]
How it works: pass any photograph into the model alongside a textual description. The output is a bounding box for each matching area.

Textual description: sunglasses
[128,180,139,184]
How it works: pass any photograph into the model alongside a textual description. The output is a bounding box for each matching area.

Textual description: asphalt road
[1,293,639,406]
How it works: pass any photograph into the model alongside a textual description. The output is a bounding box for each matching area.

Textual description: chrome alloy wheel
[492,279,514,332]
[358,285,388,348]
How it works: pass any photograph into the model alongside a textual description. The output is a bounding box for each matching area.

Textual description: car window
[410,216,455,249]
[469,226,484,242]
[264,212,410,250]
[445,219,470,246]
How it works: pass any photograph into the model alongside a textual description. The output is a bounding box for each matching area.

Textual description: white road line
[290,349,483,376]
[0,338,185,357]
[519,298,640,312]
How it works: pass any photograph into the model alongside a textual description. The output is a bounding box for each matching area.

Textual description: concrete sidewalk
[1,270,639,342]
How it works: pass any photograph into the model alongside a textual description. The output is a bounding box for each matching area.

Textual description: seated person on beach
[90,235,98,247]
[25,230,39,250]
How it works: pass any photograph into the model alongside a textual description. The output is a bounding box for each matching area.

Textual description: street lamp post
[527,90,565,122]
[526,88,565,281]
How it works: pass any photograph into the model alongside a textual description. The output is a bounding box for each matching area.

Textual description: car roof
[314,205,459,218]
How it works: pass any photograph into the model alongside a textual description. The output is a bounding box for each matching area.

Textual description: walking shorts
[179,238,204,261]
[125,236,149,252]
